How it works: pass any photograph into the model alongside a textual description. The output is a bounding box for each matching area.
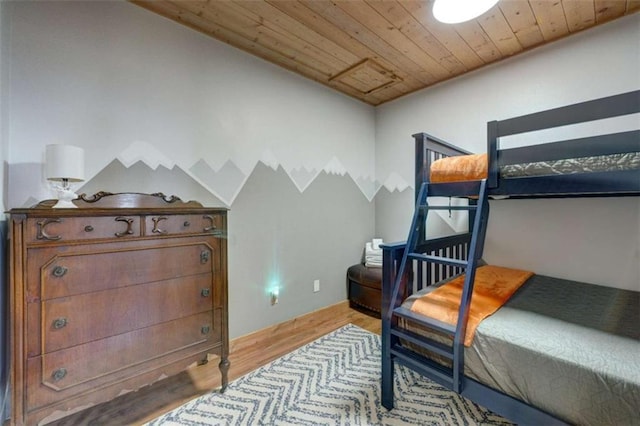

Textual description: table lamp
[45,144,85,208]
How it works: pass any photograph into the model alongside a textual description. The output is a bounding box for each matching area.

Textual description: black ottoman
[347,263,382,317]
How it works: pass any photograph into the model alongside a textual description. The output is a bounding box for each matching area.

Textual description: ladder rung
[393,306,456,336]
[420,205,477,211]
[391,344,454,389]
[390,327,454,360]
[407,253,468,268]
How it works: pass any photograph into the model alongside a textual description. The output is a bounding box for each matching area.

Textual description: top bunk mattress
[401,274,640,425]
[429,152,640,183]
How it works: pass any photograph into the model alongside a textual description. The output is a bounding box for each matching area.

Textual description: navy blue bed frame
[381,90,639,425]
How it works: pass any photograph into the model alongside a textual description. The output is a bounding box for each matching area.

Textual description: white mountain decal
[190,159,247,205]
[118,141,175,170]
[354,175,380,202]
[288,166,320,192]
[323,156,347,176]
[383,172,410,192]
[260,149,279,171]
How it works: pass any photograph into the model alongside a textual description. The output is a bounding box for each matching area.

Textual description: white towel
[364,239,383,267]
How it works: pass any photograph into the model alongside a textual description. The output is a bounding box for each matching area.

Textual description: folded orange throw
[430,153,488,183]
[410,265,533,346]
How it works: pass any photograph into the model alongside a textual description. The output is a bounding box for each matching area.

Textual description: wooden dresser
[7,192,229,425]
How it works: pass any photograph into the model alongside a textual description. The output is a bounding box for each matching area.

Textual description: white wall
[0,0,6,213]
[375,13,640,291]
[6,0,375,208]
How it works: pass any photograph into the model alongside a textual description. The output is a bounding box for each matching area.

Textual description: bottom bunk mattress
[401,274,640,426]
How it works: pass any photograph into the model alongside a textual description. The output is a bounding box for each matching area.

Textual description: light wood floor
[46,301,381,426]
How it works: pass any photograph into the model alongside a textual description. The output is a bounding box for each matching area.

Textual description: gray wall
[229,164,373,337]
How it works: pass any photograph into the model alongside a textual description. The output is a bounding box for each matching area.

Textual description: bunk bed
[381,90,640,426]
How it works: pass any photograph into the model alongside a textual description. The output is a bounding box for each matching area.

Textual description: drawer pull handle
[52,368,67,382]
[183,221,191,227]
[152,217,168,235]
[200,250,210,264]
[201,288,210,297]
[52,266,68,278]
[201,325,210,335]
[36,218,62,241]
[52,317,68,329]
[203,215,216,232]
[115,217,134,237]
[84,225,94,232]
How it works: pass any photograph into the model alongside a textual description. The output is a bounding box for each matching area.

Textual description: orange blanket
[430,153,488,183]
[410,265,533,346]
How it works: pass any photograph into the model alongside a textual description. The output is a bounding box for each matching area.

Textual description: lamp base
[52,199,78,208]
[51,186,79,208]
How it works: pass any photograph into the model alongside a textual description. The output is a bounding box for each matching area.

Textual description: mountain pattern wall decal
[111,142,389,205]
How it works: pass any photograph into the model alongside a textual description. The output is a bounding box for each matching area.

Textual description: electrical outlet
[313,279,320,293]
[270,288,279,305]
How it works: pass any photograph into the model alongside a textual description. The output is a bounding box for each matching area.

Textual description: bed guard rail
[382,232,474,408]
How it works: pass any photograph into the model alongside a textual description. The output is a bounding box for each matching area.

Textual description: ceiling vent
[330,59,402,95]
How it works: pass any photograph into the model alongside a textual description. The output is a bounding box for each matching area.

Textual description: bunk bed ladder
[385,179,489,397]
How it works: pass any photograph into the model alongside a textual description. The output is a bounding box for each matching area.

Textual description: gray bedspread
[402,275,640,425]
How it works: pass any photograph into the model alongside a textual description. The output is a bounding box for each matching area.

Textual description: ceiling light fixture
[432,0,500,24]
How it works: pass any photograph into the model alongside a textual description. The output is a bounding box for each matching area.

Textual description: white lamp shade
[46,144,85,182]
[433,0,500,24]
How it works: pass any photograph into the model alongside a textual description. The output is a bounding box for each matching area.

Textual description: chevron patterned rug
[147,324,511,425]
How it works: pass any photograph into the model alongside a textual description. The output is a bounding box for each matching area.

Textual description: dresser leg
[197,355,209,366]
[219,357,230,393]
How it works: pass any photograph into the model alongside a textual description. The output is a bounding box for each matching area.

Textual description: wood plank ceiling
[131,0,640,106]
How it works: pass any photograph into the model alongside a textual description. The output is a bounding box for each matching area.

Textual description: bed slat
[408,253,468,268]
[499,130,640,165]
[390,328,453,360]
[494,90,640,137]
[391,344,454,389]
[392,306,456,336]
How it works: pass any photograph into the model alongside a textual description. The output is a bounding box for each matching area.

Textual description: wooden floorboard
[43,301,381,426]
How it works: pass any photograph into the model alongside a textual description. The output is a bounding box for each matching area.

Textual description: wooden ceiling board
[401,1,485,70]
[498,1,545,48]
[478,6,525,57]
[454,19,502,63]
[365,0,467,75]
[629,0,640,12]
[131,0,639,106]
[529,0,571,41]
[563,0,596,32]
[595,1,628,23]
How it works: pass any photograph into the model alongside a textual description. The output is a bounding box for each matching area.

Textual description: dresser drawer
[144,213,223,236]
[40,311,215,391]
[26,216,141,243]
[36,273,213,355]
[29,242,216,300]
[26,312,221,411]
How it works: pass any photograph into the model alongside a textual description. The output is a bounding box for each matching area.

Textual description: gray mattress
[402,275,640,425]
